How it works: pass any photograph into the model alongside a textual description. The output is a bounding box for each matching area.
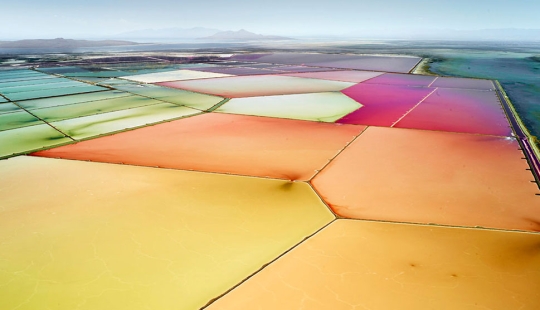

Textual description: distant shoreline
[0,38,140,49]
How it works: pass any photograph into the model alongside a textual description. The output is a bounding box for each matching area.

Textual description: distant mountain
[0,38,139,49]
[200,29,293,41]
[114,27,222,39]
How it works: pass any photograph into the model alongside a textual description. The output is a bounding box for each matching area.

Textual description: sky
[1,0,540,40]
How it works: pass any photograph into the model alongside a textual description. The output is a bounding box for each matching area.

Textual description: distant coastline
[0,38,140,49]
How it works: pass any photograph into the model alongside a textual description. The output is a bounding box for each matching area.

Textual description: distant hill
[114,27,222,40]
[0,38,139,49]
[200,29,293,41]
[113,27,293,42]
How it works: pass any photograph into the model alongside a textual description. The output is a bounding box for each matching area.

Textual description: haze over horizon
[1,0,539,40]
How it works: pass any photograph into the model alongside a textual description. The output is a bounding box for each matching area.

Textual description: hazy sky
[1,0,539,39]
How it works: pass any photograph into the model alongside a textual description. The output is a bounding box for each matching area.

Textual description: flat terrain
[1,52,539,310]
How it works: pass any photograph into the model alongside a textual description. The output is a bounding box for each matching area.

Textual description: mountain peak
[113,27,222,40]
[200,29,293,41]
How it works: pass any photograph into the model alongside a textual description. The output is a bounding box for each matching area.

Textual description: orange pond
[0,156,334,310]
[33,113,365,180]
[207,220,540,310]
[311,126,540,232]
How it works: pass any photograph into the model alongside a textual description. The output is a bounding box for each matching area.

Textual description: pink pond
[430,77,494,90]
[363,73,437,86]
[338,83,435,126]
[394,88,512,136]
